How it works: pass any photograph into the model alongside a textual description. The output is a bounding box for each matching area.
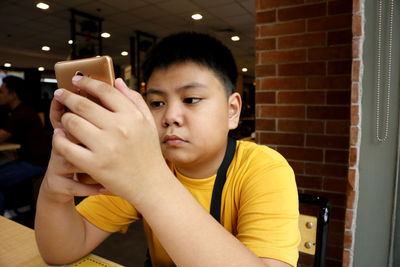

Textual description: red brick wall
[343,0,362,266]
[255,1,352,266]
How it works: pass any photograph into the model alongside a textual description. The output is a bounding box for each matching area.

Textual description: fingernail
[54,89,63,98]
[54,128,66,136]
[54,128,61,134]
[72,75,83,83]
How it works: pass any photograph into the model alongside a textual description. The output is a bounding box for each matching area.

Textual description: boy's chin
[164,152,193,165]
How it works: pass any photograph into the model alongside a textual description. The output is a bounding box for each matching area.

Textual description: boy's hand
[51,77,166,204]
[40,98,106,204]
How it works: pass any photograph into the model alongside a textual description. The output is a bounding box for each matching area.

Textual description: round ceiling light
[36,3,49,10]
[101,32,111,38]
[191,14,203,20]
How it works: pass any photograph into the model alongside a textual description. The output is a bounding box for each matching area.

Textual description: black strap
[144,249,152,267]
[210,137,237,223]
[144,137,237,266]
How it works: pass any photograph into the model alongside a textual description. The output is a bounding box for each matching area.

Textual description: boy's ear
[228,92,242,130]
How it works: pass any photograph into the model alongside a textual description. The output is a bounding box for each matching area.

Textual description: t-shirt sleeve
[236,149,300,266]
[76,194,141,234]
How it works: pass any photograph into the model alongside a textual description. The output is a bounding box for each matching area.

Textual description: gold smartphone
[54,56,115,185]
[55,55,115,104]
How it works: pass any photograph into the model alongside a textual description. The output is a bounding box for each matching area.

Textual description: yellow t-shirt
[76,140,300,266]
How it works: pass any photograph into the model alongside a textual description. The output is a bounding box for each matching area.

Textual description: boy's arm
[35,187,110,264]
[130,166,291,267]
[35,98,111,265]
[262,259,292,266]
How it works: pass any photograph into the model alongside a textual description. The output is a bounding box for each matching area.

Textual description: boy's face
[146,62,241,178]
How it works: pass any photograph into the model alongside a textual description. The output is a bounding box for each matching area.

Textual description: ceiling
[0,0,255,77]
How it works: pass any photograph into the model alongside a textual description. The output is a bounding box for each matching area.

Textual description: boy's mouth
[163,135,185,146]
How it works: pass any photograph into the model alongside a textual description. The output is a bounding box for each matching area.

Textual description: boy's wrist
[39,176,75,204]
[122,163,174,211]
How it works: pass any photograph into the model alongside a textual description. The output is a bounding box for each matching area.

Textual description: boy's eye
[183,98,201,104]
[149,101,165,108]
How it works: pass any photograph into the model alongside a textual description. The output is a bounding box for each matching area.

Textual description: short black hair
[2,75,25,100]
[142,32,238,95]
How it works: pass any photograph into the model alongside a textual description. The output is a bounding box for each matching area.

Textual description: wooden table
[0,142,21,163]
[0,142,21,152]
[0,216,124,267]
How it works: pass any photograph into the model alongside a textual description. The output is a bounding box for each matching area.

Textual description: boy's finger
[53,88,110,129]
[64,179,107,196]
[49,97,64,129]
[71,76,133,113]
[115,78,156,127]
[51,129,83,174]
[52,127,93,170]
[51,174,106,196]
[60,112,102,151]
[49,153,79,175]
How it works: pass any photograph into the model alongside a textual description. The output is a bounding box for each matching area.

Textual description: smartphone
[54,56,115,185]
[54,55,115,105]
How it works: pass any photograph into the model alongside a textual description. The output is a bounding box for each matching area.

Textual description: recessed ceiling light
[41,78,57,83]
[231,36,240,41]
[101,32,111,38]
[36,2,49,10]
[41,46,50,51]
[191,14,203,20]
[242,67,248,72]
[4,63,11,67]
[68,40,73,45]
[38,67,45,71]
[121,51,128,56]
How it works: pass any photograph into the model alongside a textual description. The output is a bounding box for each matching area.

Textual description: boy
[35,32,300,266]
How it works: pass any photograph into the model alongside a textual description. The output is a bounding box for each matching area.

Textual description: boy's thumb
[114,78,156,126]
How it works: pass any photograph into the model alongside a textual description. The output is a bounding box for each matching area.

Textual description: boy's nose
[162,103,183,127]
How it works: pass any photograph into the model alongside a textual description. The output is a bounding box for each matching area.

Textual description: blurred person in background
[0,75,50,216]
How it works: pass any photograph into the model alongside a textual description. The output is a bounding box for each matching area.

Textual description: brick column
[343,0,362,266]
[255,1,352,266]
